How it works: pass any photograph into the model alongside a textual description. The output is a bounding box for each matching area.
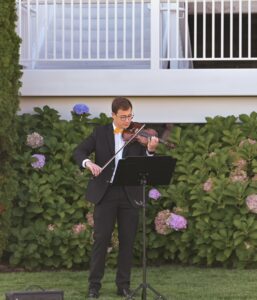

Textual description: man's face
[112,108,133,129]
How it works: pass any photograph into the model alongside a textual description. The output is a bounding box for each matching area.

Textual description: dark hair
[112,97,132,114]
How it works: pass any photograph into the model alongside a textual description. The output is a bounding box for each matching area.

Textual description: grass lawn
[1,265,257,300]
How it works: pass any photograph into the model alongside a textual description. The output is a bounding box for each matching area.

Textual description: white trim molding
[19,95,257,123]
[20,69,257,96]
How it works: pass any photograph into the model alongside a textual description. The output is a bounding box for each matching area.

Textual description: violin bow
[100,123,146,173]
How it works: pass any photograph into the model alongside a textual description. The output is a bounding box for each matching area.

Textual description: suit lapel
[106,123,115,157]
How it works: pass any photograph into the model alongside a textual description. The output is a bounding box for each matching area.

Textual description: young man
[74,97,158,299]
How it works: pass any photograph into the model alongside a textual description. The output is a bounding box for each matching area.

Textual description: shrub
[8,105,114,270]
[8,107,257,269]
[0,1,22,260]
[152,112,257,268]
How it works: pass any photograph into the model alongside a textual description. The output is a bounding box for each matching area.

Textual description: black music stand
[113,156,176,300]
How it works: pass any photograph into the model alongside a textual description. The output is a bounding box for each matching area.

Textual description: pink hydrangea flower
[154,210,171,235]
[230,169,248,182]
[148,188,161,200]
[47,224,56,231]
[72,223,87,234]
[209,152,216,157]
[246,194,257,213]
[244,242,252,250]
[233,159,247,169]
[239,138,257,147]
[86,212,94,227]
[173,207,184,214]
[203,178,213,192]
[26,132,44,148]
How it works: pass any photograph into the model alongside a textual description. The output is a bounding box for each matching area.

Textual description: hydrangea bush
[8,105,112,269]
[154,112,257,268]
[7,107,257,269]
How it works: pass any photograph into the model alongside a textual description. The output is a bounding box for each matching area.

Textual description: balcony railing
[16,0,257,70]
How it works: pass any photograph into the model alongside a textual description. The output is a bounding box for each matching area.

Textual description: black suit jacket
[73,123,147,207]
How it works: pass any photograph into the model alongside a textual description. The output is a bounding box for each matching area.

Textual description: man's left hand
[147,136,159,153]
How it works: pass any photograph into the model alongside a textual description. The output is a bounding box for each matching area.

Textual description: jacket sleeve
[73,129,97,167]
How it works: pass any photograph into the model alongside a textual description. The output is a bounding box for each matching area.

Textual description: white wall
[19,96,257,123]
[20,69,257,97]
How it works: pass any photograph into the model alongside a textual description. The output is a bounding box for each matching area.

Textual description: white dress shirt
[110,124,125,182]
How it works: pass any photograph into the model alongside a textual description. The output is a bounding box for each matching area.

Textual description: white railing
[17,0,257,70]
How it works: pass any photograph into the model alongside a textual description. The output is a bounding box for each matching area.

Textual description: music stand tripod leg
[126,178,167,300]
[146,284,167,300]
[125,283,143,299]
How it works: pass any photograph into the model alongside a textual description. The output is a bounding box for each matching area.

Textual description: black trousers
[88,185,139,290]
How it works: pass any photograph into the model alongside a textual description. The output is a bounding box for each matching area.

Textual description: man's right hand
[85,161,102,177]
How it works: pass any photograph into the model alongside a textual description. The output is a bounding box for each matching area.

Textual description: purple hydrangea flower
[73,104,89,115]
[148,188,161,200]
[31,154,46,169]
[167,213,187,231]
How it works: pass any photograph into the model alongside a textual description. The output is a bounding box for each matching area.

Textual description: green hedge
[0,1,22,259]
[155,113,257,268]
[9,106,113,269]
[7,107,257,269]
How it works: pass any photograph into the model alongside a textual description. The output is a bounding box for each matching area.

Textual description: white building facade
[17,0,257,122]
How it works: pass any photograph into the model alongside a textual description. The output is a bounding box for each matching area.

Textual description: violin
[101,122,173,173]
[122,122,173,149]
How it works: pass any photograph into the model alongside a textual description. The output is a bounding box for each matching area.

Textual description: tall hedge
[0,1,22,259]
